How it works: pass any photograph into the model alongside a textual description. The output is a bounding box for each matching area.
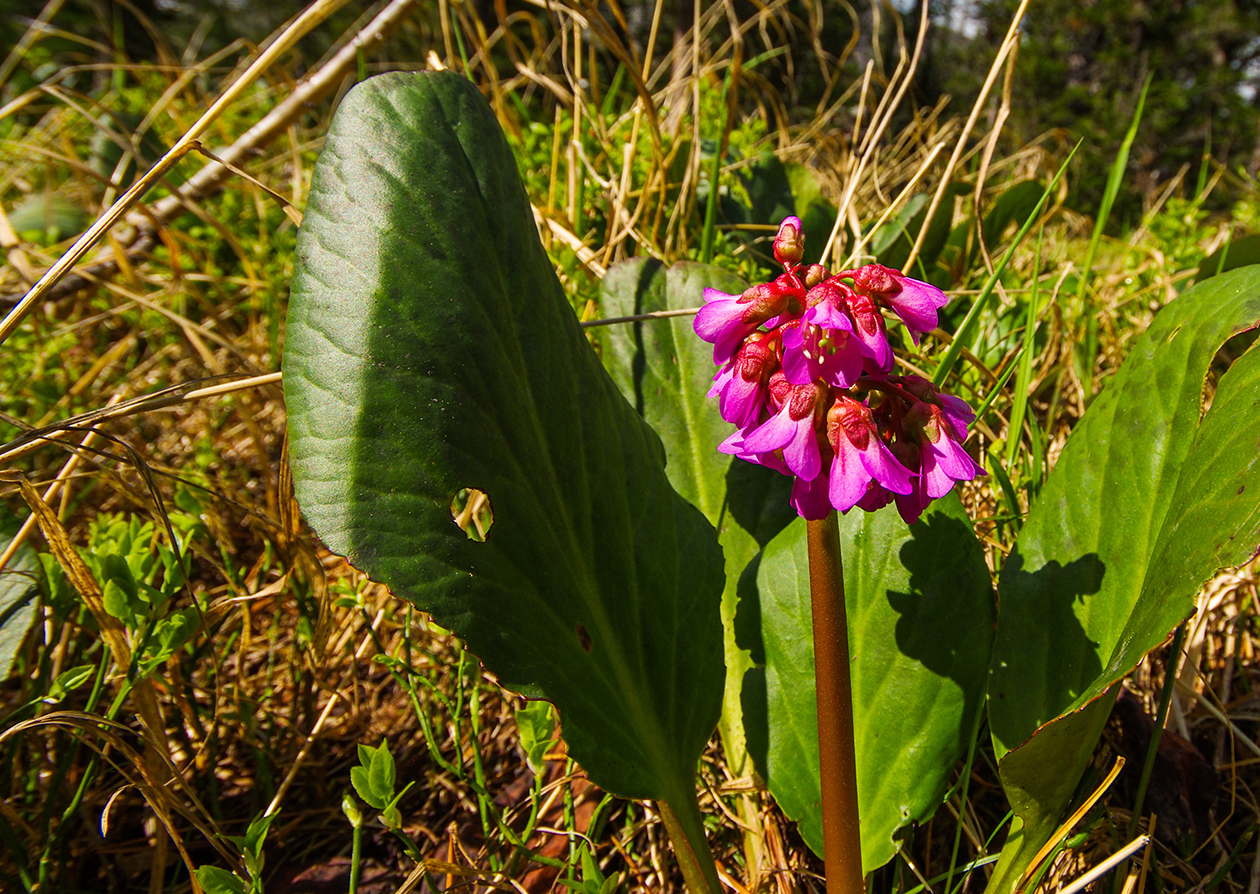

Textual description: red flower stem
[807,512,865,894]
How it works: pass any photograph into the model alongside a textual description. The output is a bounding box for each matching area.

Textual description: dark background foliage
[922,0,1260,215]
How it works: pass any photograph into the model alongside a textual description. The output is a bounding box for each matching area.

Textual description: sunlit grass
[0,1,1257,892]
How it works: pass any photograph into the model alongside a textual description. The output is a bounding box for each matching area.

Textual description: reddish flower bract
[695,217,983,522]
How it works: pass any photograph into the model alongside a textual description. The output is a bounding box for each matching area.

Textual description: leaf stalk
[658,795,723,894]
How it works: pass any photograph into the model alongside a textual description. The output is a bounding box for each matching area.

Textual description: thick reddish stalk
[807,513,865,894]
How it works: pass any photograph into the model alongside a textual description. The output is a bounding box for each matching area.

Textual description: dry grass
[0,1,1258,893]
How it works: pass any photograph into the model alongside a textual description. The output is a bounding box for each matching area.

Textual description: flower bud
[735,330,779,383]
[802,264,829,288]
[851,263,901,296]
[773,216,805,267]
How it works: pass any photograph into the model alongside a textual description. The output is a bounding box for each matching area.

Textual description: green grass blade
[985,445,1022,524]
[970,354,1020,424]
[1004,224,1045,471]
[931,142,1079,388]
[1078,74,1151,396]
[700,67,735,264]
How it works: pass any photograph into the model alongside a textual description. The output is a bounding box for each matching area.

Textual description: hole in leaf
[576,624,592,653]
[450,488,494,541]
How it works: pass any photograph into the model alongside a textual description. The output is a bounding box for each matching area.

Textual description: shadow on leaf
[885,511,996,723]
[989,550,1106,751]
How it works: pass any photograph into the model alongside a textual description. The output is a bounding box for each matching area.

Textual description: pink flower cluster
[695,217,984,523]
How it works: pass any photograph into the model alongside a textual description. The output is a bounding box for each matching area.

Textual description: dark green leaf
[743,494,994,871]
[0,505,38,679]
[1137,342,1260,620]
[194,866,247,894]
[987,267,1260,892]
[595,258,792,774]
[1197,234,1260,283]
[284,72,724,803]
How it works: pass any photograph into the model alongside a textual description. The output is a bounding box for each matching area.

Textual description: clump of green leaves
[194,811,278,894]
[350,739,414,833]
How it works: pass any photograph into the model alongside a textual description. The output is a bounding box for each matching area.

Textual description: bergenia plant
[285,70,1260,894]
[693,217,983,891]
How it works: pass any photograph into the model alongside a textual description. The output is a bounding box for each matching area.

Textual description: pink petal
[742,404,798,455]
[828,440,871,512]
[886,279,948,336]
[707,363,735,399]
[694,299,755,365]
[721,424,791,475]
[859,440,915,495]
[703,286,739,304]
[818,339,865,389]
[852,326,893,371]
[791,471,833,520]
[937,393,975,441]
[932,436,983,482]
[782,416,822,481]
[895,478,929,524]
[805,301,853,332]
[719,375,766,427]
[919,443,956,499]
[780,324,815,385]
[719,426,754,456]
[857,480,894,513]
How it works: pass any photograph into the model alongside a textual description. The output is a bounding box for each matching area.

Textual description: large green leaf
[740,495,994,870]
[595,258,793,773]
[284,71,724,805]
[986,267,1260,892]
[596,259,747,518]
[0,505,38,678]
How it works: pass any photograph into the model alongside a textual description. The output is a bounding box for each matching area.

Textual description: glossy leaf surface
[596,258,793,771]
[284,72,724,802]
[741,495,994,870]
[986,267,1260,892]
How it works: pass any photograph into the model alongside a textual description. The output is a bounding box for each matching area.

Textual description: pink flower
[693,276,804,365]
[906,401,985,500]
[853,440,931,525]
[791,461,834,520]
[846,264,949,345]
[782,281,865,389]
[693,289,763,367]
[844,290,893,371]
[901,374,978,442]
[825,397,915,512]
[707,331,779,427]
[694,216,981,525]
[723,375,824,481]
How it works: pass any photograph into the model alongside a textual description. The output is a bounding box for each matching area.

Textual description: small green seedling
[514,700,556,776]
[350,739,413,831]
[560,845,620,894]
[194,810,277,894]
